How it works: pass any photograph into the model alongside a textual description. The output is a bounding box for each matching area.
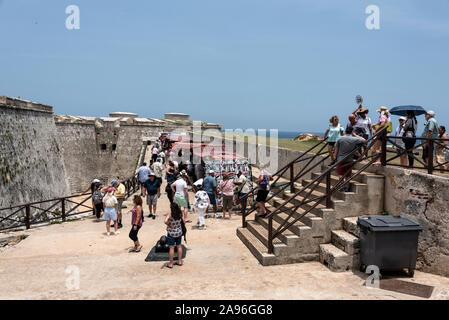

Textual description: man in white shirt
[234,171,250,214]
[153,158,164,185]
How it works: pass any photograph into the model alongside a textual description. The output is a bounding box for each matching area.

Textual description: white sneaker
[114,231,120,235]
[106,232,110,236]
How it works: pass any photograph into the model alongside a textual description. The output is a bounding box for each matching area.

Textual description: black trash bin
[357,215,423,277]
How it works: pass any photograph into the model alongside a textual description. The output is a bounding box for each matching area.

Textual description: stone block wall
[371,166,449,277]
[55,117,164,193]
[0,97,70,208]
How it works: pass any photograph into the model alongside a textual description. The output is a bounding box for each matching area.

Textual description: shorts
[336,162,352,178]
[256,189,269,202]
[146,194,158,206]
[174,193,188,208]
[328,142,336,146]
[167,235,182,247]
[129,225,141,242]
[117,198,124,213]
[207,192,217,205]
[104,207,117,221]
[94,203,103,219]
[222,195,234,211]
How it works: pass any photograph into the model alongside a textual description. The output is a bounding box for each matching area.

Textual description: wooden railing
[0,173,139,232]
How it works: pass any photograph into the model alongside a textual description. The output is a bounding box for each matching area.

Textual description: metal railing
[381,134,449,174]
[240,126,387,254]
[240,137,329,228]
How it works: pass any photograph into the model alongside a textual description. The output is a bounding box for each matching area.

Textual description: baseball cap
[110,179,117,186]
[107,187,115,193]
[92,178,100,183]
[399,116,406,121]
[208,170,215,174]
[426,110,435,117]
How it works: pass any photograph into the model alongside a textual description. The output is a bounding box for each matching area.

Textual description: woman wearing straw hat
[372,106,392,164]
[353,107,373,140]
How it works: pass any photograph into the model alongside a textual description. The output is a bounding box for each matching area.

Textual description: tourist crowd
[85,135,252,268]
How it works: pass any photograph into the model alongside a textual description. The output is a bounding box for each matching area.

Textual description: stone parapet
[0,96,53,114]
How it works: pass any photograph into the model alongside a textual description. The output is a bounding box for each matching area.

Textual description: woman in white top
[103,187,120,236]
[171,174,190,222]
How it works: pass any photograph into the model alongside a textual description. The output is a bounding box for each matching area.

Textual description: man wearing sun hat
[422,110,439,166]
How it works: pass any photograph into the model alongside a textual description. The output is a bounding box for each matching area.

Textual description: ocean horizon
[222,130,324,139]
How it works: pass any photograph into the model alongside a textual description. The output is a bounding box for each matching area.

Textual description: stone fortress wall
[0,96,71,208]
[0,95,222,205]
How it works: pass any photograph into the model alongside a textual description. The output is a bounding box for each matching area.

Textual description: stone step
[270,197,325,236]
[236,227,277,266]
[261,204,313,238]
[343,217,360,238]
[246,220,297,248]
[319,243,359,272]
[331,230,360,255]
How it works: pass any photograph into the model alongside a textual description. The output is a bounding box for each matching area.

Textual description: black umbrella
[390,105,426,117]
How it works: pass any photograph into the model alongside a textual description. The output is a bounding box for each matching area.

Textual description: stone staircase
[236,164,384,271]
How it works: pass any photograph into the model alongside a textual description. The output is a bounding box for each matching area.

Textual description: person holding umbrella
[390,106,425,169]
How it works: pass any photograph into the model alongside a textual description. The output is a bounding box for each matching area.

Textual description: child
[193,182,210,230]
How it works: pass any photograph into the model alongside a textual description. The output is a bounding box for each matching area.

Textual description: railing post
[61,198,66,222]
[268,216,274,254]
[242,196,247,228]
[428,139,434,175]
[326,171,332,208]
[290,163,295,193]
[25,205,30,229]
[381,129,387,166]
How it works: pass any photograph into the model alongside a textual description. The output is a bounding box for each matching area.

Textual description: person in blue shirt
[324,115,345,164]
[142,173,161,219]
[137,163,152,196]
[421,110,439,166]
[202,170,218,218]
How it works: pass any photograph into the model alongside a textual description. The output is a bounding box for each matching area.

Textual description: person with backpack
[402,110,418,169]
[164,203,186,268]
[165,161,178,204]
[129,195,144,252]
[256,169,273,219]
[92,183,105,221]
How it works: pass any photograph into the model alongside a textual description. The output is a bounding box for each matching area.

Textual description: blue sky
[1,0,448,132]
